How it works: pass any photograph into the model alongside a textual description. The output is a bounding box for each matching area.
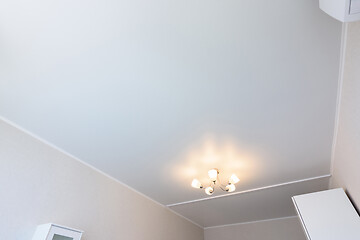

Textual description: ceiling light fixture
[191,168,240,195]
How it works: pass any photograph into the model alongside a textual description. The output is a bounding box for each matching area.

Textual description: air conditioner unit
[320,0,360,22]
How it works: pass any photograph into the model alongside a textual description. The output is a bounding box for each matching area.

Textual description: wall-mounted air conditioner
[320,0,360,22]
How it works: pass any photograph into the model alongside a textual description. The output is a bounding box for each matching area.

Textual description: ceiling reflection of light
[171,135,259,191]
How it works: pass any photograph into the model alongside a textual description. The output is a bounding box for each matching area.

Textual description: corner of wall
[329,22,348,189]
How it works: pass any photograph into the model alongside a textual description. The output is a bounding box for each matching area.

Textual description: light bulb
[208,169,218,181]
[191,179,203,189]
[229,174,240,184]
[205,186,214,195]
[226,184,236,192]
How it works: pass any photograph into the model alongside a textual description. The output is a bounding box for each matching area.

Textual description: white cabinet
[32,223,83,240]
[292,188,360,240]
[320,0,360,22]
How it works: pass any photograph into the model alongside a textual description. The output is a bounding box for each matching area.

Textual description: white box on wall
[32,223,83,240]
[320,0,360,22]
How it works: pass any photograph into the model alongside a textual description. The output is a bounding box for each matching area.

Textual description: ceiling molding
[167,174,331,207]
[203,216,299,230]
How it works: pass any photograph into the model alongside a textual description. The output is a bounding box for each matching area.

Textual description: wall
[0,119,204,240]
[330,21,360,210]
[204,217,306,240]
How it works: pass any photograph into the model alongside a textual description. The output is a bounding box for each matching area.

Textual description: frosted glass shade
[229,174,239,184]
[226,184,236,192]
[191,179,202,189]
[205,186,214,195]
[208,169,218,181]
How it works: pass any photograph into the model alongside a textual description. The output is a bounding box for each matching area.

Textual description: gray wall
[0,119,203,240]
[204,217,306,240]
[330,21,360,210]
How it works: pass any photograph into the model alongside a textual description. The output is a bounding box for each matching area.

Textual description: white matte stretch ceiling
[0,0,342,227]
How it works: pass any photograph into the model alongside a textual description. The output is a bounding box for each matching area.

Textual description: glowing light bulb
[229,174,240,184]
[208,169,218,181]
[226,184,236,192]
[205,186,214,195]
[191,179,203,189]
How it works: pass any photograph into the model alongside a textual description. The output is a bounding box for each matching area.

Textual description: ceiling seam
[203,216,299,230]
[167,174,331,207]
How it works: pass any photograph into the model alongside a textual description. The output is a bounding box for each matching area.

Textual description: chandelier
[191,168,240,195]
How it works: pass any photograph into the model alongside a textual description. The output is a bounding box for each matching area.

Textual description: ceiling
[170,176,330,227]
[0,0,342,227]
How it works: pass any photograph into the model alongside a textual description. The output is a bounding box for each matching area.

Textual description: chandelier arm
[216,174,228,189]
[211,181,215,194]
